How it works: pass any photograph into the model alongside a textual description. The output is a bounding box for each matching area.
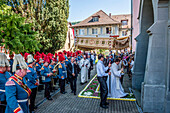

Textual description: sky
[68,0,131,22]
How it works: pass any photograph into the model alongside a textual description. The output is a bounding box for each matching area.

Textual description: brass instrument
[52,62,60,76]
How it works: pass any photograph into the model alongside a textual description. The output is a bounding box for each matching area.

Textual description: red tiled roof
[71,10,120,28]
[111,14,131,28]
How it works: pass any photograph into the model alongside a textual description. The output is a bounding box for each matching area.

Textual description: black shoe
[34,106,38,109]
[80,83,84,85]
[54,88,58,90]
[71,91,74,93]
[100,105,108,109]
[62,91,67,94]
[30,110,35,113]
[105,102,109,105]
[47,97,53,100]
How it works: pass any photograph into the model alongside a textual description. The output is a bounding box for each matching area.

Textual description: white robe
[79,58,90,83]
[107,63,127,98]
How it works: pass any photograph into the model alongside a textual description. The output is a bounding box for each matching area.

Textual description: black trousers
[29,87,37,111]
[59,79,65,93]
[88,69,91,79]
[0,101,6,113]
[50,79,53,91]
[120,75,124,84]
[97,76,108,106]
[69,77,77,93]
[44,82,51,98]
[54,78,58,85]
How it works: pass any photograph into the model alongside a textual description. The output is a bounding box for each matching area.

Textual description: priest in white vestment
[79,55,90,84]
[107,59,127,98]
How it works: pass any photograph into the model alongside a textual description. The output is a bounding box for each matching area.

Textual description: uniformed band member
[25,54,39,112]
[0,53,11,113]
[41,56,53,100]
[96,54,111,109]
[49,58,57,91]
[36,56,44,91]
[58,54,67,94]
[5,54,31,113]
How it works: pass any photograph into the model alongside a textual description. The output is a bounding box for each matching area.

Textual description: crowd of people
[0,50,95,113]
[0,49,134,112]
[97,50,135,109]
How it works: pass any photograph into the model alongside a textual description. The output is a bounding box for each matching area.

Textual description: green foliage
[0,4,41,54]
[98,49,106,54]
[7,0,69,53]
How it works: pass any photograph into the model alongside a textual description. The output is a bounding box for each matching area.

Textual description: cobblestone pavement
[35,66,139,113]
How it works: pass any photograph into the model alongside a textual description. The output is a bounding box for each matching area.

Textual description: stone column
[165,1,170,113]
[132,0,154,91]
[141,1,169,112]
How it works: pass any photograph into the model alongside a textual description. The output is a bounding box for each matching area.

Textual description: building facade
[132,0,140,52]
[71,10,131,50]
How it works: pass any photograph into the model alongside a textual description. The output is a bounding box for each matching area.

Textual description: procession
[1,0,170,113]
[0,49,135,113]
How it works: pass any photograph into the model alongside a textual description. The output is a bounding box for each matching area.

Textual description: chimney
[109,13,111,17]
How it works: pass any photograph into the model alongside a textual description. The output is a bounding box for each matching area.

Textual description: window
[85,40,88,43]
[79,29,84,35]
[106,27,110,34]
[81,40,84,43]
[122,20,128,26]
[92,28,98,34]
[93,17,99,22]
[102,41,105,44]
[87,28,89,35]
[122,31,127,36]
[100,27,103,34]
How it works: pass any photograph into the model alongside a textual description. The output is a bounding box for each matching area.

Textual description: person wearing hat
[65,51,71,84]
[58,54,67,94]
[5,54,31,113]
[49,58,57,91]
[79,55,90,84]
[0,53,11,113]
[25,54,39,112]
[41,56,53,100]
[63,50,67,59]
[96,54,111,109]
[35,56,44,91]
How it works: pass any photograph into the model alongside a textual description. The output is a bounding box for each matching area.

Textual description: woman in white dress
[107,59,127,98]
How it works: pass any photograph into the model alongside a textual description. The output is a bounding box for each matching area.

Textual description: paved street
[35,66,139,113]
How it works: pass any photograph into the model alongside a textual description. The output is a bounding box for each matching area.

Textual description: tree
[0,4,41,54]
[7,0,69,53]
[44,0,69,53]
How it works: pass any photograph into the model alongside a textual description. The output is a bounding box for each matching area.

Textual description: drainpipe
[131,0,133,53]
